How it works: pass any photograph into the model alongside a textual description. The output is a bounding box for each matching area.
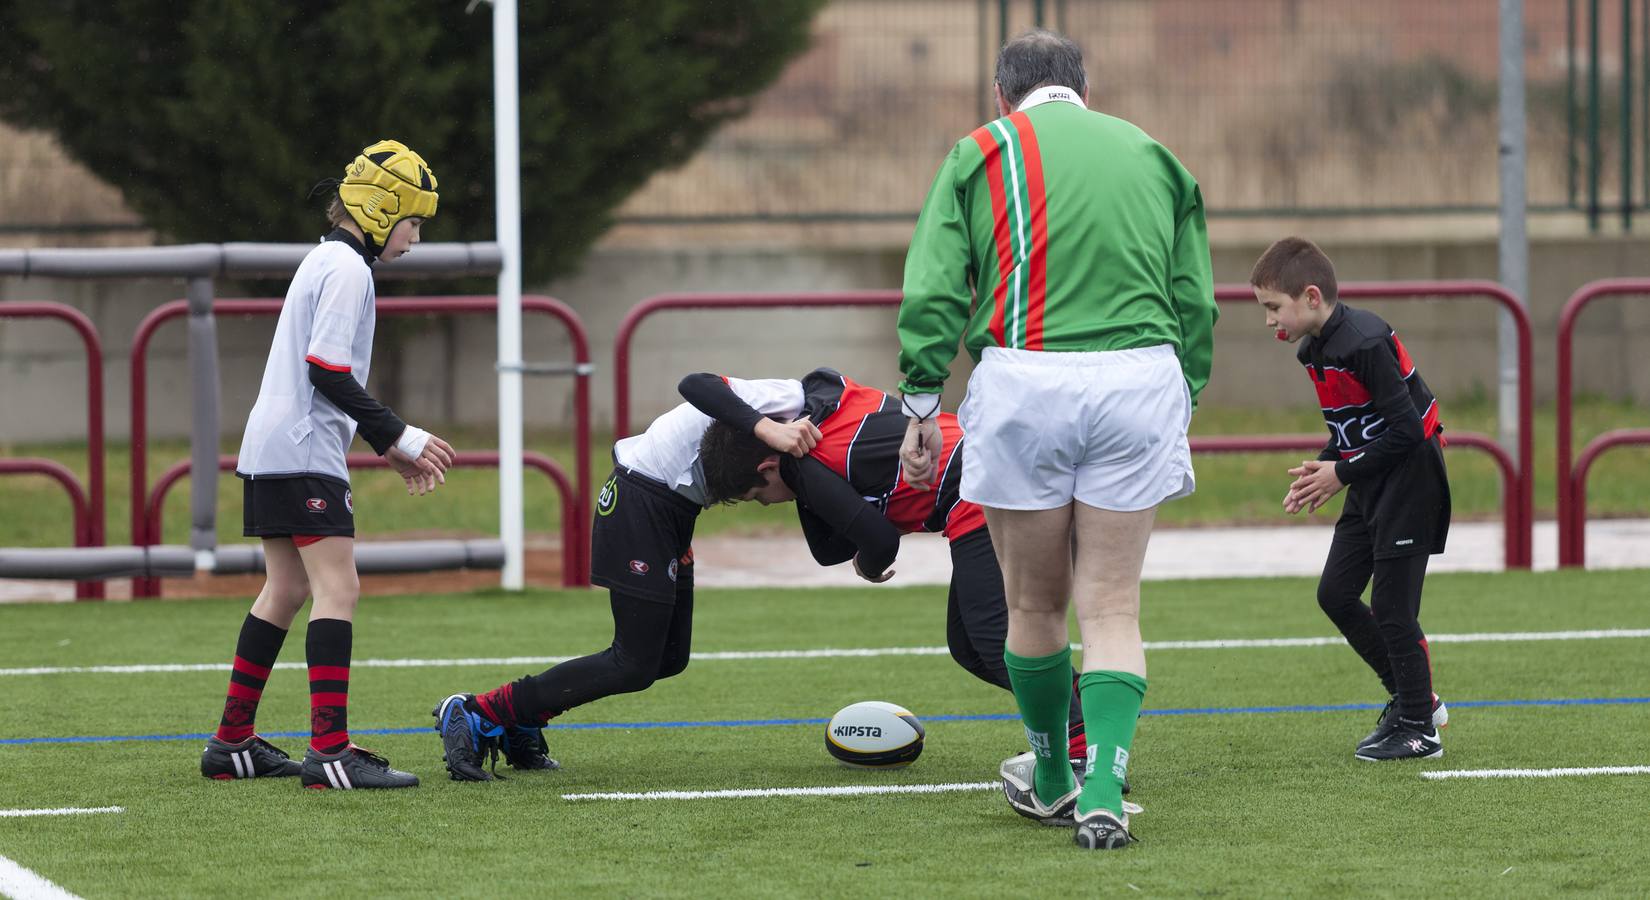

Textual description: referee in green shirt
[894,29,1218,850]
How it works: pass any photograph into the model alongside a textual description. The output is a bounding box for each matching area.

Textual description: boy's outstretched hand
[755,415,822,457]
[386,447,439,495]
[1284,459,1344,514]
[386,432,453,497]
[421,433,456,473]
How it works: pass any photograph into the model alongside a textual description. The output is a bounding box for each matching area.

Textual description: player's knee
[656,653,690,681]
[311,578,359,617]
[1316,583,1357,616]
[608,657,659,694]
[268,578,310,611]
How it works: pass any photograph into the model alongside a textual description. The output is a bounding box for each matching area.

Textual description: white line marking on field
[0,807,122,819]
[0,853,84,900]
[1146,628,1650,650]
[1422,765,1650,780]
[560,783,1151,818]
[562,782,999,801]
[3,628,1647,677]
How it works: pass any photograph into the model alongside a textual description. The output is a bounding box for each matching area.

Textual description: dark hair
[1249,236,1339,304]
[699,420,777,504]
[995,29,1088,108]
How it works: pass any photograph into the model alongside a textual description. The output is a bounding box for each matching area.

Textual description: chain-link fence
[618,0,1641,225]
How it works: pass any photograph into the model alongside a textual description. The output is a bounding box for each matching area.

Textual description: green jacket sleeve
[897,143,973,397]
[1170,180,1218,408]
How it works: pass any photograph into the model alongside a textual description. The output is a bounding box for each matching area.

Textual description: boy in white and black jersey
[199,140,456,790]
[432,377,821,781]
[1252,237,1452,762]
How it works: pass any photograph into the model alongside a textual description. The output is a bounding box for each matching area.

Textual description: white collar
[1016,85,1086,112]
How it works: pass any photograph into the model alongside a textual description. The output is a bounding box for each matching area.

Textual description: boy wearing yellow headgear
[198,140,463,790]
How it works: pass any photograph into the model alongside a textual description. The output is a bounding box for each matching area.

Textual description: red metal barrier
[131,296,591,595]
[1193,433,1521,568]
[0,302,106,598]
[1556,278,1650,566]
[613,281,1533,568]
[146,451,579,589]
[1569,429,1650,565]
[0,459,92,565]
[613,292,903,438]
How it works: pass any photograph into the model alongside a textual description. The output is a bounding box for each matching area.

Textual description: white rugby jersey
[615,377,804,506]
[236,238,377,483]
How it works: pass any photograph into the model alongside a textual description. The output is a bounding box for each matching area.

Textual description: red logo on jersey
[628,559,650,575]
[306,498,328,512]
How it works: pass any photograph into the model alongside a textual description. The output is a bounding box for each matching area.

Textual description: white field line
[0,853,83,900]
[0,807,122,819]
[3,628,1647,678]
[562,782,998,801]
[561,783,1150,815]
[1422,766,1650,780]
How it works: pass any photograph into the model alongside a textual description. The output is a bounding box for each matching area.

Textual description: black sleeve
[781,456,900,577]
[796,505,858,567]
[308,362,406,455]
[678,373,764,433]
[1317,438,1340,463]
[1333,340,1424,485]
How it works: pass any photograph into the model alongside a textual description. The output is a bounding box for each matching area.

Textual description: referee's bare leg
[1070,503,1155,678]
[987,505,1075,658]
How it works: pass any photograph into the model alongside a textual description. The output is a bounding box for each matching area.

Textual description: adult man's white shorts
[957,344,1194,512]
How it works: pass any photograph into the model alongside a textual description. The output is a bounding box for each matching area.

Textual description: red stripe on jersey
[232,655,273,679]
[882,415,967,533]
[1007,112,1048,350]
[808,378,893,478]
[1308,366,1370,409]
[970,126,1014,347]
[308,665,350,683]
[945,499,988,541]
[1392,333,1417,378]
[1421,399,1441,439]
[305,354,350,373]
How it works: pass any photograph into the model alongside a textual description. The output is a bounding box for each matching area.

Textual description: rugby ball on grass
[825,701,924,768]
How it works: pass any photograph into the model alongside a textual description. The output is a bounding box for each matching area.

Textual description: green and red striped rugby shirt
[896,87,1218,408]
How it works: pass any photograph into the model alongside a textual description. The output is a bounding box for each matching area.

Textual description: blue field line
[2,696,1645,747]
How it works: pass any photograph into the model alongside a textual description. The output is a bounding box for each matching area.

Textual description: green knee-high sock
[1004,646,1077,807]
[1077,670,1148,817]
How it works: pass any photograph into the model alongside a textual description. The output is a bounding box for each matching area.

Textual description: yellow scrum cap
[339,139,439,249]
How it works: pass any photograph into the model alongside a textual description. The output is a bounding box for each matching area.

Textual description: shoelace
[251,736,291,760]
[348,745,392,770]
[464,709,505,776]
[1373,697,1397,728]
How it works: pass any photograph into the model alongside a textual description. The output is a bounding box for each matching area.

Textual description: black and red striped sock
[306,618,352,754]
[470,681,518,726]
[215,614,288,744]
[474,677,555,727]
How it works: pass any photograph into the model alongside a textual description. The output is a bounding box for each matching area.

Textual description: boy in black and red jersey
[1251,237,1451,761]
[687,368,1095,778]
